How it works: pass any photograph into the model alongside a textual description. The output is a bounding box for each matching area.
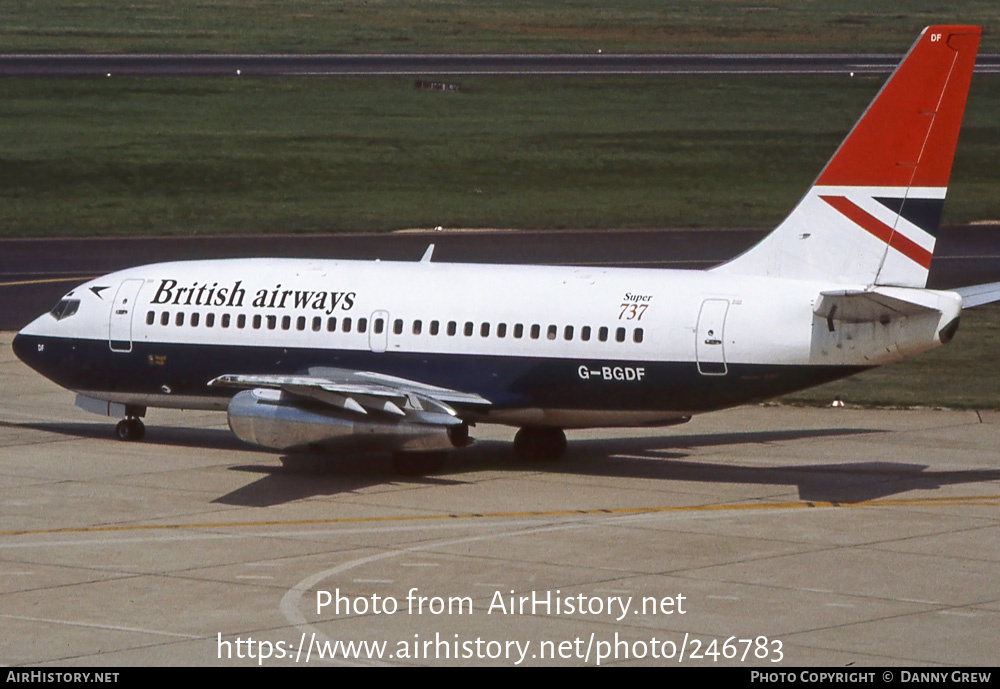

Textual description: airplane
[12,25,1000,474]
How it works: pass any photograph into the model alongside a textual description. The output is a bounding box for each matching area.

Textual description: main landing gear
[392,451,447,476]
[513,426,567,462]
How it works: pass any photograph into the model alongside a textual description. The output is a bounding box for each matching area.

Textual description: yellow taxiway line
[2,494,997,538]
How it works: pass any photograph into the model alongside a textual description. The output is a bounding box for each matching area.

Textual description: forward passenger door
[109,280,145,353]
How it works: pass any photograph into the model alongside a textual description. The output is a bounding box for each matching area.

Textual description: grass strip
[4,0,999,54]
[3,75,998,237]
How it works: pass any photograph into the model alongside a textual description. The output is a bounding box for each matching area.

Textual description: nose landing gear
[115,411,146,442]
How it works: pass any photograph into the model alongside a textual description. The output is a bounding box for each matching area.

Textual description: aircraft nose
[11,331,29,363]
[11,329,45,372]
[11,313,51,370]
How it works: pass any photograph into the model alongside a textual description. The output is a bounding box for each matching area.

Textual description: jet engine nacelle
[226,389,467,453]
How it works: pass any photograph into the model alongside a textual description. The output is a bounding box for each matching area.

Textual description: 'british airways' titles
[150,279,355,315]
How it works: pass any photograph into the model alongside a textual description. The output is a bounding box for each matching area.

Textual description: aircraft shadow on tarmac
[3,420,250,453]
[213,428,1000,508]
[11,419,999,507]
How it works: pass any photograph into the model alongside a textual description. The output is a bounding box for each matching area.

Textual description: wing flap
[311,367,493,407]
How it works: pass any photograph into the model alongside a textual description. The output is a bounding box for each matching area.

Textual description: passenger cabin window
[133,310,640,347]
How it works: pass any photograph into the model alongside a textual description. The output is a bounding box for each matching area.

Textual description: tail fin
[713,25,981,287]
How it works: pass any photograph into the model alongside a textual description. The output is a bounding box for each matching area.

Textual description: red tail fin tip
[713,26,981,288]
[817,25,981,189]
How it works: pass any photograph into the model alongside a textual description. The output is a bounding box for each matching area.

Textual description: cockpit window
[49,299,80,321]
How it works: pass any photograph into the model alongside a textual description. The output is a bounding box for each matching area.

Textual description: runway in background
[3,52,999,77]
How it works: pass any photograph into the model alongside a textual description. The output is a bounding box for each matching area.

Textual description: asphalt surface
[3,52,999,77]
[3,226,1000,331]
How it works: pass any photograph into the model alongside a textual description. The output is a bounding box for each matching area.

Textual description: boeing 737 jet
[13,26,1000,473]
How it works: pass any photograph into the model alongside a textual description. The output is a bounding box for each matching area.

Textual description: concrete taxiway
[1,332,998,666]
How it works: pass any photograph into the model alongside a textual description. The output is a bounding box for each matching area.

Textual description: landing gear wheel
[513,427,567,462]
[392,451,447,476]
[115,418,145,442]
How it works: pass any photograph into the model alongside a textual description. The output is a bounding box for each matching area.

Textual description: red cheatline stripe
[819,195,933,269]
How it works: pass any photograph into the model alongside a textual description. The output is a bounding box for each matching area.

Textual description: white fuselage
[13,257,961,429]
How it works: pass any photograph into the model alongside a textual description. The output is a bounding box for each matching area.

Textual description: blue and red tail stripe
[819,195,933,270]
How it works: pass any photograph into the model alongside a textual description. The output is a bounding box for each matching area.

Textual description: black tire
[115,418,145,442]
[513,427,567,462]
[447,423,471,448]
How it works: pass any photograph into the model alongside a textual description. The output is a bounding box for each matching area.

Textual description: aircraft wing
[208,367,491,425]
[954,281,1000,308]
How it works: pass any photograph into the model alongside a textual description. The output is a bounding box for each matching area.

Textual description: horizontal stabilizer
[814,290,940,324]
[955,281,1000,308]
